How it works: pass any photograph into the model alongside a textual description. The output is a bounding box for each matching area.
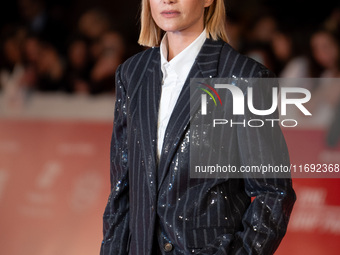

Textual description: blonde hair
[138,0,228,47]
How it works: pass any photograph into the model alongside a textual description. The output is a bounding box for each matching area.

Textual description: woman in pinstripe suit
[100,0,296,254]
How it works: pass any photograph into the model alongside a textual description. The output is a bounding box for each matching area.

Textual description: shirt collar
[160,29,207,81]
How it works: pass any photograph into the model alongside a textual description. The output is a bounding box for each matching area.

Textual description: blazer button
[164,243,173,252]
[151,206,154,212]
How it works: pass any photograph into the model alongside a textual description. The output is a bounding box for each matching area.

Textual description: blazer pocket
[186,226,234,249]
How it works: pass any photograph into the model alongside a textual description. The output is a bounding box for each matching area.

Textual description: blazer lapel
[137,49,162,199]
[157,38,224,190]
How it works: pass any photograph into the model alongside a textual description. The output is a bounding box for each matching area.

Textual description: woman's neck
[166,28,204,61]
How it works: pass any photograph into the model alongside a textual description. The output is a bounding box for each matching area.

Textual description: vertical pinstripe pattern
[100,39,296,255]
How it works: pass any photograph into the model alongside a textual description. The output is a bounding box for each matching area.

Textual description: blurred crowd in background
[0,0,340,98]
[0,0,131,97]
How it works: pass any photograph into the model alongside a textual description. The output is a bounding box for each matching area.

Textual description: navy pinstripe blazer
[100,38,296,255]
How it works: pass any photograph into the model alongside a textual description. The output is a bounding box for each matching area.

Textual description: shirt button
[164,243,173,252]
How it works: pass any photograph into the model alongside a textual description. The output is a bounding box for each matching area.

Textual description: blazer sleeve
[230,70,296,254]
[100,65,130,255]
[195,69,296,255]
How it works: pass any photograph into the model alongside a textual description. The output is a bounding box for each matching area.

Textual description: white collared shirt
[157,29,207,158]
